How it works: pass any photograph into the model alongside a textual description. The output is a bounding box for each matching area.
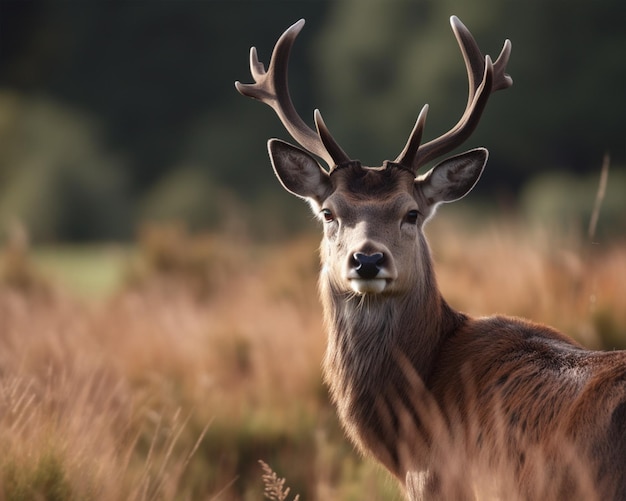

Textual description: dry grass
[429,215,626,349]
[259,460,300,501]
[0,216,625,499]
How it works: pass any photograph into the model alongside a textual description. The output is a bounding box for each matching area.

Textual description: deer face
[269,140,487,295]
[237,16,510,294]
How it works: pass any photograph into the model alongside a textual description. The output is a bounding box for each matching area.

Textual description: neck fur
[319,243,464,473]
[321,241,454,384]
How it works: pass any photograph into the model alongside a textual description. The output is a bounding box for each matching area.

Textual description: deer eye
[405,209,420,225]
[321,208,334,222]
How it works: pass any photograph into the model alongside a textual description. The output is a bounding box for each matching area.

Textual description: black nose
[352,252,385,279]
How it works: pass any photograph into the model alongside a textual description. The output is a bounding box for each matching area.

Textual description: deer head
[235,17,512,296]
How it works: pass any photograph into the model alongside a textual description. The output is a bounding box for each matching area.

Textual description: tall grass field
[0,214,625,500]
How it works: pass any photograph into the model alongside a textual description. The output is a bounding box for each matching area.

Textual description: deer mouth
[349,278,390,294]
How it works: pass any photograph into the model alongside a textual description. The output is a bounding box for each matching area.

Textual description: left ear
[416,148,487,208]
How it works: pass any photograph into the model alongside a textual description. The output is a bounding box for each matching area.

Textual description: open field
[1,215,625,500]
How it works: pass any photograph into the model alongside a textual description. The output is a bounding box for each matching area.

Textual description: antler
[235,19,350,170]
[394,16,512,174]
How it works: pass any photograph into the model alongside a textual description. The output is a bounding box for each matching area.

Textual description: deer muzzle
[347,250,396,294]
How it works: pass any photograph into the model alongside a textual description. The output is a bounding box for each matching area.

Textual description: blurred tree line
[0,0,624,242]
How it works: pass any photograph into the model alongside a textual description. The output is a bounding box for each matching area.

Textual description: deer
[235,17,626,500]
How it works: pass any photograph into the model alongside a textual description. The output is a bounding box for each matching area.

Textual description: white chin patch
[350,278,387,295]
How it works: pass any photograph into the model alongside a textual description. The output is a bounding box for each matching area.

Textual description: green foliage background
[0,0,624,241]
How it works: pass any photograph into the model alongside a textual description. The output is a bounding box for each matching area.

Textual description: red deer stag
[236,17,626,500]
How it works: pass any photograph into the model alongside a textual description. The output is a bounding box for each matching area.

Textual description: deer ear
[417,148,487,208]
[268,139,331,203]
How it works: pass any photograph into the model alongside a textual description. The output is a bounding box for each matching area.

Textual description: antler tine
[452,16,512,98]
[394,16,512,174]
[235,19,350,169]
[393,104,429,169]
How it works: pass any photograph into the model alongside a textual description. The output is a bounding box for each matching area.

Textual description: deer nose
[351,252,385,280]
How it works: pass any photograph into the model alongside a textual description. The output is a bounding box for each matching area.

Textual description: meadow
[0,211,625,500]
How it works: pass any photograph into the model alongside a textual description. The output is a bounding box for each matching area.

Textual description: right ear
[417,148,487,209]
[268,139,332,204]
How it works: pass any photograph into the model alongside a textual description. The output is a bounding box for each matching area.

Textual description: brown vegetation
[0,217,624,500]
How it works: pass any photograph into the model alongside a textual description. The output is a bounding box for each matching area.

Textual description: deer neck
[319,241,465,471]
[321,244,459,387]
